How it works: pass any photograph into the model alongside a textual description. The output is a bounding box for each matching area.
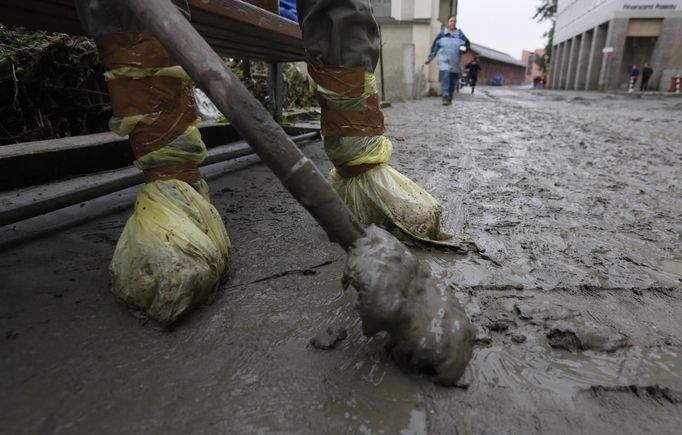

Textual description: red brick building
[461,43,526,85]
[522,49,546,83]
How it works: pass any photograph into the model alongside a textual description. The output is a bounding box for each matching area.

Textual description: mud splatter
[547,320,630,352]
[310,326,348,350]
[344,225,475,385]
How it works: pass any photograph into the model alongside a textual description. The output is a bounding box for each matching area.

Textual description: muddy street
[1,87,681,434]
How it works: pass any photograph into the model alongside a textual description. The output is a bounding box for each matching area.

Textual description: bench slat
[0,0,305,62]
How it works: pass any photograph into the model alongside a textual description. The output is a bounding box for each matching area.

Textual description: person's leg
[74,0,230,325]
[441,71,452,104]
[296,0,379,72]
[450,72,459,98]
[75,0,189,36]
[296,0,449,240]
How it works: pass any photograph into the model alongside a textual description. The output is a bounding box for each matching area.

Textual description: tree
[533,0,557,22]
[533,0,557,74]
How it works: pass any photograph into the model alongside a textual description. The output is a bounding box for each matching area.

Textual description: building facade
[369,0,457,99]
[462,44,527,86]
[549,0,682,91]
[522,49,546,82]
[370,0,525,98]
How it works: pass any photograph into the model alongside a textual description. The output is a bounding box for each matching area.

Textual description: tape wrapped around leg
[313,70,450,241]
[97,33,231,325]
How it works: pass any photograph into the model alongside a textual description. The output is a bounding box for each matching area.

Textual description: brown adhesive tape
[95,33,176,70]
[318,94,385,137]
[336,163,380,178]
[105,75,197,159]
[107,76,190,118]
[307,60,366,98]
[143,162,202,183]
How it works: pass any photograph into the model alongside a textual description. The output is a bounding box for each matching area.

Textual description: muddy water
[2,88,681,434]
[471,345,681,395]
[391,90,682,291]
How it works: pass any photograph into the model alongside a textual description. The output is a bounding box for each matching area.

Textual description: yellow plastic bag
[317,73,447,241]
[110,179,231,326]
[328,155,445,241]
[105,64,230,325]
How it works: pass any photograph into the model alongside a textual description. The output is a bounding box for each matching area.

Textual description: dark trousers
[640,77,651,91]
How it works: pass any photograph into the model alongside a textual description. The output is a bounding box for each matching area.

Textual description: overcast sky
[457,0,552,59]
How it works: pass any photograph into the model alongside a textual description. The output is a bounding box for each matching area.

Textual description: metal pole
[0,132,319,227]
[267,63,283,123]
[379,26,386,102]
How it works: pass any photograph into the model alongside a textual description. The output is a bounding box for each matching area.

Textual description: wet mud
[345,225,475,385]
[1,87,681,434]
[310,326,347,350]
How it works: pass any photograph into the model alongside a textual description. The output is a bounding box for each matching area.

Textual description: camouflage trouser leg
[74,0,190,37]
[296,0,380,72]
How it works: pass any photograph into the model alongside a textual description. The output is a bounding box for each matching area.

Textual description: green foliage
[533,0,557,74]
[533,0,557,23]
[282,63,317,109]
[231,61,318,109]
[0,26,316,145]
[0,25,111,145]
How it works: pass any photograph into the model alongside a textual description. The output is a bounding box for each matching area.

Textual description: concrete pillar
[564,36,580,90]
[650,17,682,91]
[557,40,570,89]
[549,43,562,89]
[574,30,592,90]
[599,18,628,91]
[585,24,607,90]
[402,43,415,99]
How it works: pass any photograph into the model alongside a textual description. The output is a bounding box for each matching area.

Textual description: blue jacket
[427,28,470,73]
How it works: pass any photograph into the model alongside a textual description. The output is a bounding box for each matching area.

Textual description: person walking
[425,16,470,105]
[629,64,640,92]
[641,63,653,91]
[465,56,481,94]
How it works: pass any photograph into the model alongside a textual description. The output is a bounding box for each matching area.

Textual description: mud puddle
[469,343,681,397]
[409,245,682,407]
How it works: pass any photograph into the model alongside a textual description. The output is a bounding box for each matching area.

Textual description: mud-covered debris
[515,301,579,324]
[587,385,682,404]
[345,226,475,386]
[475,325,492,345]
[310,326,348,350]
[465,297,481,318]
[488,318,517,332]
[547,320,629,352]
[510,333,527,344]
[514,302,536,319]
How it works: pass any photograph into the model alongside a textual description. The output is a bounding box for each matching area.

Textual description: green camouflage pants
[296,0,380,72]
[74,0,189,37]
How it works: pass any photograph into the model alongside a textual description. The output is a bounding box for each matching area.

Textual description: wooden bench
[0,0,305,63]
